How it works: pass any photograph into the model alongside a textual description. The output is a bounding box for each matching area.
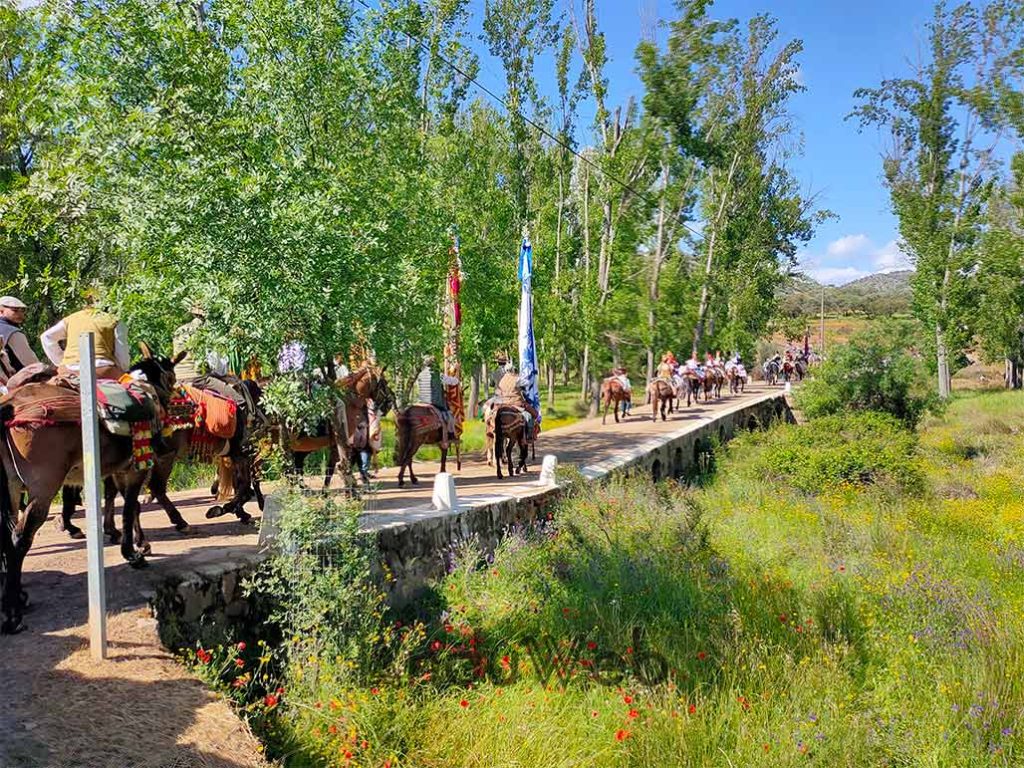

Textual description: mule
[647,379,674,422]
[600,376,631,424]
[0,350,180,634]
[493,405,529,479]
[393,405,461,487]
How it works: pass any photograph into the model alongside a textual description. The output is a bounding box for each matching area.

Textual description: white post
[79,332,107,660]
[538,455,558,486]
[431,472,458,511]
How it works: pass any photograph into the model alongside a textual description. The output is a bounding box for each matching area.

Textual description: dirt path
[2,384,778,767]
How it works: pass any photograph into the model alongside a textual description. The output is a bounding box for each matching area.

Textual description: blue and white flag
[518,236,541,426]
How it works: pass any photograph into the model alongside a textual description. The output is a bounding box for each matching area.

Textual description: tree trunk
[468,365,481,420]
[581,346,590,400]
[646,348,654,383]
[693,154,739,357]
[546,363,556,410]
[562,356,570,387]
[936,323,951,399]
[587,374,601,418]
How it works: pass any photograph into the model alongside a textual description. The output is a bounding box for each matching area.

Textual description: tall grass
[192,390,1024,767]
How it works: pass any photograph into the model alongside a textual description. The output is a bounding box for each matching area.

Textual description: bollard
[538,455,558,486]
[258,492,283,552]
[432,472,458,511]
[784,381,792,394]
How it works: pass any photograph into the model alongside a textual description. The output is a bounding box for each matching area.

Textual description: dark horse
[0,350,180,634]
[493,405,529,479]
[59,374,268,547]
[394,404,462,487]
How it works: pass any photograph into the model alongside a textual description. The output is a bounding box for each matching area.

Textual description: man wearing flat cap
[0,296,41,383]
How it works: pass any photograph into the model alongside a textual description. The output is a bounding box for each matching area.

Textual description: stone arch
[651,458,663,482]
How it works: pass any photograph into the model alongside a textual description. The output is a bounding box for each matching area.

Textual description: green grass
[206,389,1024,766]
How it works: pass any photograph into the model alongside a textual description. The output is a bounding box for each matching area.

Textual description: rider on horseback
[656,352,676,380]
[417,354,458,448]
[612,365,633,413]
[41,288,130,379]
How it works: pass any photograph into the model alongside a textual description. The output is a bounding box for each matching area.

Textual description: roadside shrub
[799,320,939,427]
[757,411,923,494]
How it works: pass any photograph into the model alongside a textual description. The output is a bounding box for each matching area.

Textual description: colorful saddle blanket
[183,384,238,440]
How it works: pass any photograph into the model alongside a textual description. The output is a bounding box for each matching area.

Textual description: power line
[350,0,707,244]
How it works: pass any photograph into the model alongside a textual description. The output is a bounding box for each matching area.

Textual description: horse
[493,405,529,479]
[58,374,268,547]
[763,358,781,385]
[681,372,703,406]
[600,376,631,424]
[727,365,748,394]
[647,378,674,422]
[0,349,180,634]
[703,366,725,400]
[393,402,461,488]
[273,365,394,490]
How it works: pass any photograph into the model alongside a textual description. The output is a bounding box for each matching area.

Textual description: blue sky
[464,0,933,284]
[18,0,927,283]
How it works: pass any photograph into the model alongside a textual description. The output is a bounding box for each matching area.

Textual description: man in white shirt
[0,296,41,384]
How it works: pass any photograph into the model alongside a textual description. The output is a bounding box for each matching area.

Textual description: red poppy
[627,709,639,719]
[688,704,696,715]
[431,640,442,652]
[562,607,570,615]
[623,695,633,704]
[444,623,454,633]
[196,648,212,664]
[234,658,244,669]
[459,699,469,708]
[501,655,511,669]
[329,725,338,735]
[592,710,599,718]
[587,641,598,650]
[763,744,771,752]
[370,687,380,695]
[615,729,631,742]
[779,613,788,623]
[264,694,278,708]
[237,641,247,651]
[697,651,707,661]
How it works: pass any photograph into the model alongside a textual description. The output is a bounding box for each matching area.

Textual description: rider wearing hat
[41,287,130,379]
[0,296,40,383]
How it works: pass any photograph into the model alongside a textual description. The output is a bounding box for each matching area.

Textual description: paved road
[3,382,781,768]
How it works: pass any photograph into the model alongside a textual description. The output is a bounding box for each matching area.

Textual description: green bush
[799,320,939,427]
[756,411,923,493]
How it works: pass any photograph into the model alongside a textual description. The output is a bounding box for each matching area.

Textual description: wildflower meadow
[188,390,1024,766]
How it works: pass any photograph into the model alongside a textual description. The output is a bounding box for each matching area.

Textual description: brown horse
[703,367,725,401]
[0,352,180,634]
[727,366,747,394]
[393,404,461,487]
[647,379,674,422]
[681,372,702,406]
[493,405,529,479]
[600,376,632,424]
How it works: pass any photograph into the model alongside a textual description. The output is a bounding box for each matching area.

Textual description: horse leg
[651,394,658,422]
[506,434,515,476]
[324,444,339,490]
[59,486,85,540]
[117,476,147,568]
[495,418,504,479]
[602,396,609,425]
[456,440,462,471]
[148,462,192,534]
[4,485,58,634]
[103,477,123,544]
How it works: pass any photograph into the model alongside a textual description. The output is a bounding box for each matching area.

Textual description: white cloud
[805,266,870,285]
[872,239,911,272]
[799,233,912,286]
[826,234,871,259]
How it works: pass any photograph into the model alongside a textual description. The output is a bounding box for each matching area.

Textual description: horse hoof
[237,513,255,527]
[175,522,195,535]
[410,478,419,486]
[140,542,152,556]
[127,554,148,569]
[67,528,86,541]
[205,505,226,519]
[0,617,25,635]
[18,590,30,610]
[106,530,122,545]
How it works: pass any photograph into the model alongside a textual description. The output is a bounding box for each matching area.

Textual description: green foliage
[259,375,336,436]
[213,392,1024,765]
[754,411,923,494]
[799,321,940,427]
[852,2,1024,397]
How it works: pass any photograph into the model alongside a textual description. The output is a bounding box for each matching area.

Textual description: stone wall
[150,393,790,647]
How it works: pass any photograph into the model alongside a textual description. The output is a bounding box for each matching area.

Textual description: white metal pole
[79,331,107,660]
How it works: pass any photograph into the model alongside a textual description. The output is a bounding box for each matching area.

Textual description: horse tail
[394,412,408,466]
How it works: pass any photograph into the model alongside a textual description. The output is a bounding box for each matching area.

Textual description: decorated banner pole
[518,228,541,432]
[79,332,107,660]
[443,230,465,437]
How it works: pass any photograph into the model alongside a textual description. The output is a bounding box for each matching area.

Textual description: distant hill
[778,270,913,317]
